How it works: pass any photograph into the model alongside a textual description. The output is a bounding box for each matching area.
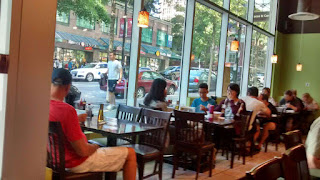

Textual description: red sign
[119,18,133,38]
[85,47,93,51]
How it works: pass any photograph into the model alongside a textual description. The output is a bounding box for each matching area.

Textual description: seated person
[254,94,278,150]
[279,90,304,131]
[306,116,320,179]
[143,78,168,111]
[262,87,277,106]
[292,89,305,110]
[215,83,246,120]
[303,93,319,111]
[191,83,216,113]
[49,68,136,180]
[279,90,304,112]
[242,87,271,147]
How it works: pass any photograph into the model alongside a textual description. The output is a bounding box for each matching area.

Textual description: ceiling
[277,0,320,34]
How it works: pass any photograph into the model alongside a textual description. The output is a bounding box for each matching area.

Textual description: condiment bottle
[97,104,104,124]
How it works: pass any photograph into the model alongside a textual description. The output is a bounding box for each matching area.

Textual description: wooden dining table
[81,116,163,147]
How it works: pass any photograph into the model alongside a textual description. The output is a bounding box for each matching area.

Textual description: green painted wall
[272,32,320,106]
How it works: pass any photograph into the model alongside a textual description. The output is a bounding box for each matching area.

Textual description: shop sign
[253,12,269,22]
[119,18,133,38]
[85,47,93,50]
[167,35,173,48]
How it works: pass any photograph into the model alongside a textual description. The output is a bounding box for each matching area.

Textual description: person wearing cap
[49,68,136,179]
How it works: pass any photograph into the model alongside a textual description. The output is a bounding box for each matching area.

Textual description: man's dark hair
[199,83,208,90]
[263,87,271,94]
[284,90,293,96]
[260,94,269,101]
[247,87,259,97]
[228,83,240,97]
[109,50,117,55]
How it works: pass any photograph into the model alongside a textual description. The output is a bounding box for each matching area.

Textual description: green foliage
[57,0,110,24]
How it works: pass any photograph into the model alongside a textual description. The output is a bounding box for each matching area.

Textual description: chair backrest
[47,121,66,179]
[138,103,162,111]
[233,111,253,137]
[282,144,310,180]
[139,109,172,150]
[116,104,142,122]
[174,110,206,146]
[246,157,284,180]
[283,130,303,150]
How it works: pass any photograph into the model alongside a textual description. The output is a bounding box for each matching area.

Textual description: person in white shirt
[106,51,123,109]
[242,87,271,151]
[262,87,277,106]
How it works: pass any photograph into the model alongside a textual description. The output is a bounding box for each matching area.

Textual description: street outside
[72,81,214,117]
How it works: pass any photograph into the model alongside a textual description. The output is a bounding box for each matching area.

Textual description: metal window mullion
[247,0,254,23]
[223,0,230,10]
[127,0,143,106]
[216,12,229,97]
[179,0,195,106]
[265,36,274,88]
[269,0,278,34]
[241,25,253,97]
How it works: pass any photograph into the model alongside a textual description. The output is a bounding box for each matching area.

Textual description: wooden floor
[117,143,286,180]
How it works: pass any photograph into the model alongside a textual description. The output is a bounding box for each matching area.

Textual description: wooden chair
[88,104,142,146]
[264,109,285,152]
[172,110,215,180]
[125,108,172,180]
[246,157,284,180]
[283,130,303,150]
[230,111,253,168]
[282,144,310,180]
[138,103,162,111]
[47,121,103,180]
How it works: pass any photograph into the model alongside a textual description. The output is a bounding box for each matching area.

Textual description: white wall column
[127,0,142,106]
[2,0,57,178]
[178,0,195,106]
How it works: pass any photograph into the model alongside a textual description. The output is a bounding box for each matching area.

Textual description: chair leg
[196,152,201,180]
[209,148,214,177]
[231,142,235,169]
[242,142,246,165]
[138,160,145,180]
[158,157,163,180]
[265,140,268,152]
[172,152,178,178]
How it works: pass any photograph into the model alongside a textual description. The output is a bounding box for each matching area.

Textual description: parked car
[159,66,180,80]
[100,70,177,98]
[71,62,108,82]
[189,69,217,92]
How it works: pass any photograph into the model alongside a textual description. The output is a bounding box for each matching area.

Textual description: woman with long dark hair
[143,78,168,111]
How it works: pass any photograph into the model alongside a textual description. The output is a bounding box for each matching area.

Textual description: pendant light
[296,21,304,71]
[230,38,239,51]
[289,0,319,21]
[271,54,278,64]
[138,8,149,28]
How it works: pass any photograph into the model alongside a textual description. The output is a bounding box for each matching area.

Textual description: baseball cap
[52,68,72,85]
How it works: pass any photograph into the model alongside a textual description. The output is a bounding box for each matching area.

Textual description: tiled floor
[117,143,286,180]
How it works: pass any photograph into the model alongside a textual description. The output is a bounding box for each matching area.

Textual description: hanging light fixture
[296,63,303,71]
[289,0,319,21]
[230,38,239,51]
[271,54,278,64]
[138,8,149,28]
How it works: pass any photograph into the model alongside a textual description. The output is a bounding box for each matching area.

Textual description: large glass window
[230,0,248,19]
[101,18,117,35]
[188,3,222,98]
[254,0,271,31]
[224,19,246,86]
[54,0,133,116]
[210,0,223,6]
[76,17,95,30]
[56,11,69,24]
[141,28,153,44]
[248,30,268,91]
[156,30,167,47]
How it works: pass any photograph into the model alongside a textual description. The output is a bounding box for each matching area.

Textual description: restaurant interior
[1,0,320,179]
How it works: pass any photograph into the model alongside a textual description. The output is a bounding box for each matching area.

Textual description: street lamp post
[122,0,128,65]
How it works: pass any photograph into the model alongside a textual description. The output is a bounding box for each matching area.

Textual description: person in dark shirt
[255,94,278,150]
[279,90,303,112]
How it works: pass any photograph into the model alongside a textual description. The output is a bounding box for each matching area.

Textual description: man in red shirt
[49,68,136,179]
